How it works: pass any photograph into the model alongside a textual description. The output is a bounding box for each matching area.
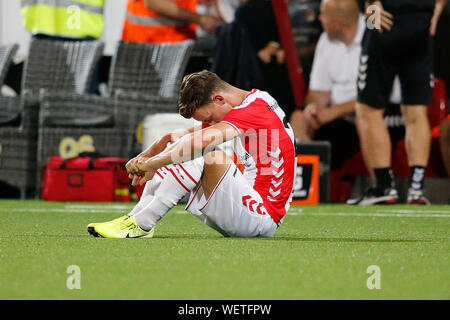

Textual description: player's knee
[355,102,370,116]
[203,150,231,168]
[355,103,368,118]
[401,105,428,125]
[355,102,384,120]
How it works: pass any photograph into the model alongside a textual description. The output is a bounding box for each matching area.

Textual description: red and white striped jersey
[220,89,296,224]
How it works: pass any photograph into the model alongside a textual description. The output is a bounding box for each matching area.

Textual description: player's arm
[126,125,202,185]
[305,90,331,108]
[133,122,239,173]
[315,99,356,126]
[430,0,448,36]
[131,125,201,159]
[304,91,355,127]
[143,0,219,34]
[321,99,356,118]
[302,90,330,129]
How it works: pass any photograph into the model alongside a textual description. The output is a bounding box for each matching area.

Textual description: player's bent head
[178,70,231,121]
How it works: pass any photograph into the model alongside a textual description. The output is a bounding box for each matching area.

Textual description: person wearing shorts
[87,70,296,238]
[352,0,447,205]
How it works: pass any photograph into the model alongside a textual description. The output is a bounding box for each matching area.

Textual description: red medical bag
[41,155,130,202]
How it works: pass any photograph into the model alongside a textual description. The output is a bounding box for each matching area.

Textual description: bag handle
[60,152,105,170]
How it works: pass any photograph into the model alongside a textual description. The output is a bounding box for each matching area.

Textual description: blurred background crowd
[0,0,448,203]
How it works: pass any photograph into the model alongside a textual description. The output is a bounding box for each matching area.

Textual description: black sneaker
[407,188,430,205]
[347,187,399,205]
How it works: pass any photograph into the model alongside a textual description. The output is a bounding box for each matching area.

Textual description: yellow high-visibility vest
[21,0,104,39]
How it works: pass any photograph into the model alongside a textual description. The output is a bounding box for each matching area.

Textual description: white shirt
[309,15,401,106]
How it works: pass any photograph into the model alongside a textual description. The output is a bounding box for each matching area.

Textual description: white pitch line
[375,209,450,214]
[8,208,127,213]
[5,208,189,214]
[295,212,450,218]
[3,208,449,218]
[65,204,133,210]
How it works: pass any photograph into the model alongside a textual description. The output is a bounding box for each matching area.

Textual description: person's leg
[88,158,203,238]
[355,103,393,188]
[199,150,233,198]
[401,105,432,204]
[397,30,433,203]
[356,28,397,192]
[349,102,398,205]
[89,149,239,238]
[127,171,165,217]
[89,148,277,238]
[186,150,277,238]
[132,159,204,231]
[135,149,263,235]
[354,119,376,183]
[401,105,431,168]
[86,174,164,230]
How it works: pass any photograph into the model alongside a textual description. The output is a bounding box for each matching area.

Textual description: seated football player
[87,70,297,238]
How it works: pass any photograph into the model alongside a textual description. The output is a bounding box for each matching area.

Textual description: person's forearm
[435,0,448,12]
[430,0,447,35]
[143,133,200,170]
[142,125,230,171]
[144,0,201,24]
[331,100,356,118]
[305,91,331,108]
[169,125,202,142]
[139,133,172,158]
[139,126,201,158]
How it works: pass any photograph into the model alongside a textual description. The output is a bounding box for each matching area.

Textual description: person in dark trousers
[234,0,297,119]
[350,0,448,205]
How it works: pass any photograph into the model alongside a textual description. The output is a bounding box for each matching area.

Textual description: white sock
[127,173,163,217]
[134,198,171,231]
[132,158,204,231]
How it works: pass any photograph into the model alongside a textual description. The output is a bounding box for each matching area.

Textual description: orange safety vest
[122,0,197,43]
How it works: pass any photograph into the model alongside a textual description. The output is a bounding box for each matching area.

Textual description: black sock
[374,167,394,190]
[410,166,426,190]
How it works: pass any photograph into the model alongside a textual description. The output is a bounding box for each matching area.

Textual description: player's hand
[290,110,315,141]
[258,47,274,64]
[315,107,338,126]
[126,156,144,175]
[304,104,321,130]
[366,1,393,33]
[199,14,220,34]
[276,49,285,64]
[129,172,155,186]
[134,156,160,176]
[258,42,282,64]
[126,156,156,186]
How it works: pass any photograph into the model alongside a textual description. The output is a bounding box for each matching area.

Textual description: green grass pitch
[0,200,448,300]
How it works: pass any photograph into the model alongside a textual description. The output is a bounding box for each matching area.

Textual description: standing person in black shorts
[351,0,448,205]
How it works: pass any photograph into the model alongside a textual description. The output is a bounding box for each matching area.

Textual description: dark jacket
[211,21,264,91]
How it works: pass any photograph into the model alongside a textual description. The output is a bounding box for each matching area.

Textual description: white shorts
[185,162,278,238]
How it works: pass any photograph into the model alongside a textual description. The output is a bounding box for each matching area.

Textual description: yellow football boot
[87,215,154,239]
[87,215,128,230]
